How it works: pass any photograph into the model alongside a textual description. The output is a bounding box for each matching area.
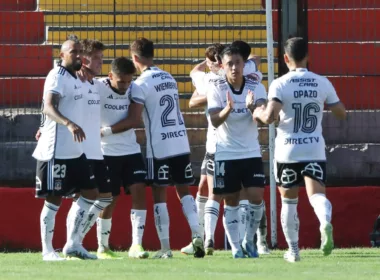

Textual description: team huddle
[33,35,346,263]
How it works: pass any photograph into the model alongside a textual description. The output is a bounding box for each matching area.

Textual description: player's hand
[226,91,234,109]
[35,129,41,141]
[66,121,86,142]
[246,89,255,110]
[253,105,265,121]
[77,68,88,82]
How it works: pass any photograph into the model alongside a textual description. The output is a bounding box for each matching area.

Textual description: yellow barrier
[45,13,266,26]
[39,0,263,12]
[47,28,267,44]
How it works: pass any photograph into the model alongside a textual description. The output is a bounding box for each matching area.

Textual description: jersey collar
[291,68,308,72]
[227,76,246,95]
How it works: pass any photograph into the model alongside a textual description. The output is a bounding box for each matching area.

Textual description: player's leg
[302,162,333,256]
[214,159,244,258]
[241,158,266,258]
[204,154,220,255]
[126,153,149,259]
[256,201,270,254]
[36,159,66,261]
[172,155,205,258]
[95,155,123,259]
[277,162,301,262]
[63,154,98,260]
[78,160,113,246]
[149,157,172,259]
[181,155,208,255]
[238,189,249,248]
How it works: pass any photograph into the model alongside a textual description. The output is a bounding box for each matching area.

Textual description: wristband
[101,127,113,136]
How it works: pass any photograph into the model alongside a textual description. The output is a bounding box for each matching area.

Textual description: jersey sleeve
[190,71,207,95]
[324,79,340,105]
[254,83,268,105]
[130,82,146,104]
[243,60,258,76]
[268,79,283,103]
[43,70,65,97]
[207,84,223,113]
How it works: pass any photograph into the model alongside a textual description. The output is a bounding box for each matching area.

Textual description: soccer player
[64,39,115,258]
[33,37,99,261]
[253,37,347,262]
[115,37,205,258]
[97,57,148,259]
[207,45,267,258]
[181,43,225,256]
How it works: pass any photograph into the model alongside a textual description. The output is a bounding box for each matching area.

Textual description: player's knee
[224,193,240,207]
[152,186,167,203]
[175,185,190,198]
[45,195,62,207]
[81,188,99,200]
[279,186,299,199]
[198,176,208,196]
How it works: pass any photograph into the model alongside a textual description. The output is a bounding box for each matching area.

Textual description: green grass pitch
[0,249,379,280]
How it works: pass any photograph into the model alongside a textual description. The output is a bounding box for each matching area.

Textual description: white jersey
[207,77,267,161]
[268,68,340,163]
[190,71,220,154]
[131,66,190,159]
[81,79,103,160]
[99,78,141,156]
[33,66,84,161]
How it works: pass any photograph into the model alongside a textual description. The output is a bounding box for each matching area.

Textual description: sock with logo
[223,205,240,252]
[131,209,147,246]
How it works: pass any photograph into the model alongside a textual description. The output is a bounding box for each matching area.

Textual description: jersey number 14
[292,102,320,133]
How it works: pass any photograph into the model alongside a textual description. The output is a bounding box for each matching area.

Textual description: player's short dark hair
[66,34,80,44]
[81,39,106,56]
[130,37,154,58]
[219,45,244,61]
[284,37,308,62]
[111,57,136,75]
[205,43,225,62]
[231,40,251,61]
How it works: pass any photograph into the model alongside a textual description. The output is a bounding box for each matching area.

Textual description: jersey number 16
[292,102,320,133]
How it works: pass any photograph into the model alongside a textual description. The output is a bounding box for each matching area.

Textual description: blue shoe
[242,240,259,258]
[232,249,246,258]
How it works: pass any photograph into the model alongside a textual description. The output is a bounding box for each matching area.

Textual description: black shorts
[275,161,326,188]
[147,154,195,186]
[104,153,147,196]
[35,154,97,199]
[200,152,215,176]
[88,160,111,194]
[213,157,266,195]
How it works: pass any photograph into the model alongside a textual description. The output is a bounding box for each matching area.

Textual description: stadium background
[0,0,379,251]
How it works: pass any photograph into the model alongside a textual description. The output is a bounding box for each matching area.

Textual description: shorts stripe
[48,159,54,191]
[147,158,154,180]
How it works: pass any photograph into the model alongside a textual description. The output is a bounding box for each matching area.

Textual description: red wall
[1,186,379,251]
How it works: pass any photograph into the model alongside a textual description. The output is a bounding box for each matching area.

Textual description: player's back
[132,66,189,159]
[273,69,339,162]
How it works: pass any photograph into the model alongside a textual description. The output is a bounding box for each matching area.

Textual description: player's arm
[324,79,347,120]
[190,60,207,76]
[102,102,143,135]
[43,92,85,142]
[253,99,282,124]
[209,91,234,128]
[189,89,207,108]
[328,102,346,120]
[248,54,261,68]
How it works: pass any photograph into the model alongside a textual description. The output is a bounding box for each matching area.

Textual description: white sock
[281,197,300,254]
[196,194,207,238]
[154,203,170,250]
[238,200,249,244]
[97,218,112,251]
[245,201,264,243]
[204,200,220,243]
[181,195,201,237]
[256,203,267,244]
[66,200,76,243]
[79,197,113,243]
[131,209,147,246]
[309,193,332,226]
[40,201,59,254]
[66,196,94,247]
[223,205,240,252]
